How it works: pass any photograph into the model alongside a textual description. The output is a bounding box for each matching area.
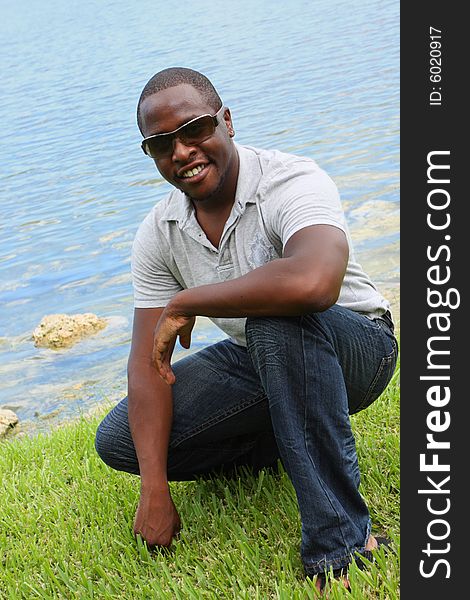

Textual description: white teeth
[182,165,205,178]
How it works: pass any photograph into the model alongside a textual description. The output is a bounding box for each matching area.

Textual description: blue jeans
[95,305,398,575]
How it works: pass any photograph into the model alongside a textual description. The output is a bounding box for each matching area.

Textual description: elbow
[298,279,341,314]
[315,291,340,312]
[302,293,338,314]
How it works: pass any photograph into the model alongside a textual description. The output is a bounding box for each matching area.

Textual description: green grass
[0,358,399,599]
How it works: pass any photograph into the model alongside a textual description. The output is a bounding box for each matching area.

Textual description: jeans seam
[171,392,267,447]
[301,326,349,550]
[304,519,371,574]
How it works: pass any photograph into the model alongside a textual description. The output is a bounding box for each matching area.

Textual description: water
[0,0,399,434]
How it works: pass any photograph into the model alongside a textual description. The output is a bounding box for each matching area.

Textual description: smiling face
[139,84,239,205]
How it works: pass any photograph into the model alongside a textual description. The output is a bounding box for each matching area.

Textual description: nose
[171,137,197,163]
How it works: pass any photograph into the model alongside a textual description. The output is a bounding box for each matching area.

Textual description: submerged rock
[0,409,19,438]
[32,313,107,349]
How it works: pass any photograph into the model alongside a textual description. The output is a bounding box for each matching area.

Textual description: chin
[193,172,227,203]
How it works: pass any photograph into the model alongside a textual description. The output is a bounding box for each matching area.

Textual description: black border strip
[401,4,465,597]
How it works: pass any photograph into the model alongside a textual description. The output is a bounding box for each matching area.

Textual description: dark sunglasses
[141,105,225,159]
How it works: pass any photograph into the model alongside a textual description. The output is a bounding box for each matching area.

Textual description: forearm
[127,362,173,488]
[171,256,338,319]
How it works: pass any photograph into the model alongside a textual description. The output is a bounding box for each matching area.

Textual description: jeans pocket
[353,342,398,413]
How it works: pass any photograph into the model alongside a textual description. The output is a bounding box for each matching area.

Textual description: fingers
[133,514,177,548]
[173,520,182,541]
[154,347,175,385]
[152,333,177,384]
[135,530,174,549]
[177,316,195,349]
[152,313,196,385]
[162,367,175,386]
[179,330,192,349]
[133,508,182,549]
[152,315,195,383]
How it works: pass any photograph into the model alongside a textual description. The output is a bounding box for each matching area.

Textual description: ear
[223,107,235,137]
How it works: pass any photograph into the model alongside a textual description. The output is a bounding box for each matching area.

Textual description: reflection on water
[0,0,399,435]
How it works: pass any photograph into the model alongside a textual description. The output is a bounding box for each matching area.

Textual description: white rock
[0,409,19,438]
[32,313,107,349]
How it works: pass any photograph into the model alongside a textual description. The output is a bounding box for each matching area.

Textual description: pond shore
[3,285,399,441]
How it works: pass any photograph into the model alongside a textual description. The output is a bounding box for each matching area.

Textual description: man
[95,67,398,591]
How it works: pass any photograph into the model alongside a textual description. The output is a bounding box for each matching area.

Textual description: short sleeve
[131,212,184,308]
[260,158,346,250]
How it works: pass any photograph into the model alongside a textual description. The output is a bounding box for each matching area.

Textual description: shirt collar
[159,143,261,225]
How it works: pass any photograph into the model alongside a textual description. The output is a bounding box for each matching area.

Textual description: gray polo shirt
[132,143,389,346]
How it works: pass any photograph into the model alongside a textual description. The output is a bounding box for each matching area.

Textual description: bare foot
[314,572,350,596]
[313,537,379,595]
[365,534,379,551]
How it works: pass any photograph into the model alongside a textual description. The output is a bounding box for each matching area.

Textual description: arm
[128,307,193,546]
[154,224,348,384]
[175,224,348,316]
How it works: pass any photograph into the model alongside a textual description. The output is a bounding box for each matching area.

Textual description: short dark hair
[136,67,223,133]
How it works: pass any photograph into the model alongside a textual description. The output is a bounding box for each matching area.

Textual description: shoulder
[238,143,319,173]
[240,145,346,246]
[237,144,337,197]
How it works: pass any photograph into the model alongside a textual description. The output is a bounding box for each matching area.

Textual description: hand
[133,485,181,548]
[152,305,196,385]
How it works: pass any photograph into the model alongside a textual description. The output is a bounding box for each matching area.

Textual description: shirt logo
[248,230,279,269]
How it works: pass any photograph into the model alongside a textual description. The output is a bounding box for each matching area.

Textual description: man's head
[137,67,238,204]
[136,67,222,133]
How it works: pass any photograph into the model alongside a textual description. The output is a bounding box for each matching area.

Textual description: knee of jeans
[93,402,139,474]
[94,418,119,469]
[94,419,109,461]
[245,315,297,341]
[245,316,301,367]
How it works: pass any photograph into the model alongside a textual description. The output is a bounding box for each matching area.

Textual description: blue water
[0,0,399,433]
